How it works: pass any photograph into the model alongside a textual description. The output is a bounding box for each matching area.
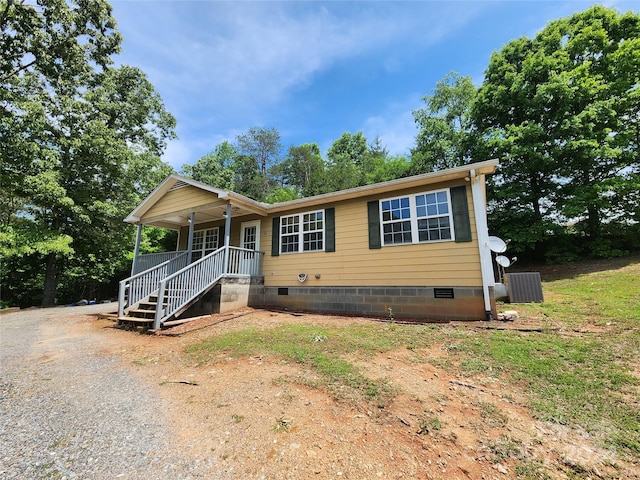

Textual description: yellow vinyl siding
[262,181,482,287]
[142,186,219,220]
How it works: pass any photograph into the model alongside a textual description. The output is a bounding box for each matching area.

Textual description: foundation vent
[506,273,544,303]
[434,288,455,299]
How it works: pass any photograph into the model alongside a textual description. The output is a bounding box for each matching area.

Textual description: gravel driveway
[0,304,217,480]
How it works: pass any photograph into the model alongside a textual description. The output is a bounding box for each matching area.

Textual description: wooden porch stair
[117,289,195,330]
[119,246,264,331]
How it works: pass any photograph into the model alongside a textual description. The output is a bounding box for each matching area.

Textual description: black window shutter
[367,200,381,249]
[450,185,472,242]
[271,217,280,256]
[325,207,335,252]
[218,225,225,247]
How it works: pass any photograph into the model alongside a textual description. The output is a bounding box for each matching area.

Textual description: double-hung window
[415,191,451,241]
[191,228,220,260]
[380,189,453,246]
[280,210,324,253]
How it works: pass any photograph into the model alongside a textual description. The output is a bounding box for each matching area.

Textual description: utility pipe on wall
[470,169,496,320]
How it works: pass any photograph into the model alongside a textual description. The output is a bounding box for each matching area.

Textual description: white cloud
[361,97,420,158]
[111,1,494,166]
[114,1,485,111]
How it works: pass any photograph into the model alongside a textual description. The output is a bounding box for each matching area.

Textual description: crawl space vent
[434,288,455,299]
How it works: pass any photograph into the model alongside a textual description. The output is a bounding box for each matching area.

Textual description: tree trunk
[41,252,58,306]
[587,203,601,239]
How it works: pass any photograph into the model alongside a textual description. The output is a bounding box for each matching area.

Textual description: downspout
[131,224,143,276]
[470,169,495,320]
[223,202,232,274]
[186,211,195,263]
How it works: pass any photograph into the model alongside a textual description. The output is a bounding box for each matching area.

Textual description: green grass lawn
[187,256,640,459]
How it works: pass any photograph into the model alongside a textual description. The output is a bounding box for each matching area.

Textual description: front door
[241,220,260,251]
[239,221,261,275]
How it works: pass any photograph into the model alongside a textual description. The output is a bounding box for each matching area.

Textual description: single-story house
[118,158,499,330]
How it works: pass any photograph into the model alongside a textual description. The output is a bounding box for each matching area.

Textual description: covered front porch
[118,175,268,330]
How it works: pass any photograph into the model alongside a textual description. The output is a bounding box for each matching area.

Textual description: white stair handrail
[152,246,264,329]
[118,252,188,317]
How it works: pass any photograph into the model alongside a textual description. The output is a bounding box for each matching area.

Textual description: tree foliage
[185,130,406,202]
[472,5,640,259]
[1,0,175,306]
[180,142,235,189]
[412,71,477,173]
[277,143,326,197]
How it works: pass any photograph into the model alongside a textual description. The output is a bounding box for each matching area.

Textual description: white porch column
[131,224,143,275]
[470,169,496,320]
[223,202,232,274]
[186,211,196,263]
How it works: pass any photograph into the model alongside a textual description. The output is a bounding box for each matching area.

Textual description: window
[191,227,219,260]
[302,211,323,251]
[416,191,451,241]
[381,197,412,245]
[380,189,453,246]
[280,210,324,253]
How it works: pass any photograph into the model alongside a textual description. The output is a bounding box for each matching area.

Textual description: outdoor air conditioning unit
[506,272,544,303]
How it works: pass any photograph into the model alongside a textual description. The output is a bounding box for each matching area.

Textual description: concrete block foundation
[250,282,495,322]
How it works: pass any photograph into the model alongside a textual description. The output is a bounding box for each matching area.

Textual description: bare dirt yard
[3,304,637,480]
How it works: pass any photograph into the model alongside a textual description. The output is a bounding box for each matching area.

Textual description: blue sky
[110,1,639,170]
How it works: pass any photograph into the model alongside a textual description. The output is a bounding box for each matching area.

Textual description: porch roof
[124,175,268,229]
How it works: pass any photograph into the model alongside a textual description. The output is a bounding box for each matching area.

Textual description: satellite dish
[488,236,507,253]
[495,255,511,268]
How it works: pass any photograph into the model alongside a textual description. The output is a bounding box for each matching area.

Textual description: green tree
[181,142,236,189]
[265,186,300,204]
[0,0,121,83]
[412,71,477,173]
[234,127,281,201]
[473,6,640,257]
[1,1,175,306]
[325,132,369,190]
[231,154,270,201]
[236,126,281,175]
[367,155,411,184]
[278,143,326,196]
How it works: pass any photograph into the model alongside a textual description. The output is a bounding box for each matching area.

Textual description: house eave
[125,159,499,227]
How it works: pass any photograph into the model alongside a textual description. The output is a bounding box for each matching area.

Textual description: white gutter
[470,169,495,320]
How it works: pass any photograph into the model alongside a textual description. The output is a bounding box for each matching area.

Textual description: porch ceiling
[138,201,261,229]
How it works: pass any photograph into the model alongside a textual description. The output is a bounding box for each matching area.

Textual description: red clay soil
[84,308,639,480]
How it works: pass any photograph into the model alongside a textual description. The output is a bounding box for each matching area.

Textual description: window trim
[279,209,325,254]
[379,188,455,247]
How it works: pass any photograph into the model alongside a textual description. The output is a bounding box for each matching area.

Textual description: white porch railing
[118,252,189,317]
[153,246,264,329]
[132,251,186,275]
